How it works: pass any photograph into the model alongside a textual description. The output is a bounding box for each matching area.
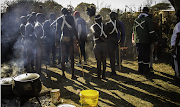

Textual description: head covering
[73,11,80,17]
[20,16,27,24]
[61,8,68,15]
[142,7,149,13]
[110,12,117,20]
[94,15,102,21]
[36,13,43,20]
[50,13,55,20]
[26,14,31,20]
[175,9,180,17]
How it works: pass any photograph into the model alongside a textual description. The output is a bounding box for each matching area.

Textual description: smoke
[1,2,31,75]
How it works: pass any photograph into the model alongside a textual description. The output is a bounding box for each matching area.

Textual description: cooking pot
[12,73,42,98]
[0,77,15,98]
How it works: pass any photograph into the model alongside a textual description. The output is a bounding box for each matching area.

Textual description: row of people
[20,7,126,79]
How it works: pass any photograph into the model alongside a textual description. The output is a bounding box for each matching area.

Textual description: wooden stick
[119,44,121,71]
[78,46,84,76]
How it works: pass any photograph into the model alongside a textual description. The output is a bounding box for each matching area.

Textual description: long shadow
[40,59,180,107]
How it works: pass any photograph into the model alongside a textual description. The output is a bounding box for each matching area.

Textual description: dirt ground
[1,53,180,107]
[38,53,180,107]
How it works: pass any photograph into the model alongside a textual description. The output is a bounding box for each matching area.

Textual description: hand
[171,48,176,55]
[101,38,107,42]
[76,40,80,46]
[118,39,122,45]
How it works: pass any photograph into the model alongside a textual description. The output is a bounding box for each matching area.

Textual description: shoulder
[175,22,180,30]
[26,23,33,28]
[44,20,50,26]
[56,16,63,22]
[176,22,180,26]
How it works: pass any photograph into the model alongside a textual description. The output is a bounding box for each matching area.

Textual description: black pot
[12,73,42,98]
[1,77,15,98]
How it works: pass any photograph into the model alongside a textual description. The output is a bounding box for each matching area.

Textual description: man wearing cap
[133,7,156,75]
[55,8,79,79]
[171,9,180,78]
[106,12,123,76]
[73,11,88,66]
[90,14,109,79]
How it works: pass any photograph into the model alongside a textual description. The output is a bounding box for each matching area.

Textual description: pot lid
[57,104,76,107]
[13,73,40,81]
[0,77,13,85]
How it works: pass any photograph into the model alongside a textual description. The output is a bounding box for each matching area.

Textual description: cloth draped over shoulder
[133,13,156,44]
[90,23,107,41]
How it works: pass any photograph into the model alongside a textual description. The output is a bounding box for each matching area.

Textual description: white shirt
[171,22,180,46]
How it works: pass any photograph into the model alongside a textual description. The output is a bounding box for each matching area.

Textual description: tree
[75,2,94,21]
[151,3,171,11]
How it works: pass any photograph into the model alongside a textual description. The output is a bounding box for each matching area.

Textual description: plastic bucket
[79,90,99,107]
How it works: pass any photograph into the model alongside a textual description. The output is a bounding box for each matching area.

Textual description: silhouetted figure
[86,5,96,58]
[43,13,56,65]
[55,8,79,79]
[34,13,45,74]
[115,13,126,67]
[133,7,156,75]
[25,15,36,71]
[20,16,27,67]
[73,11,88,66]
[171,9,180,78]
[90,15,109,79]
[106,12,123,75]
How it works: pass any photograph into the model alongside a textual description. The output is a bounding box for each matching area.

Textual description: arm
[117,21,123,44]
[77,24,82,38]
[120,21,126,43]
[71,17,80,45]
[147,18,156,43]
[55,19,61,46]
[172,32,180,54]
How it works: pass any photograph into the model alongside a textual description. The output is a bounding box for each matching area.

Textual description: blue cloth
[117,20,125,43]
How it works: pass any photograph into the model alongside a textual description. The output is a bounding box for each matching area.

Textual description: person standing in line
[24,15,36,72]
[133,7,156,75]
[115,13,126,67]
[86,5,96,58]
[20,16,27,67]
[90,15,109,79]
[73,11,88,66]
[34,13,45,75]
[171,9,180,78]
[55,8,80,79]
[149,14,160,71]
[106,12,123,76]
[31,12,37,26]
[43,13,56,65]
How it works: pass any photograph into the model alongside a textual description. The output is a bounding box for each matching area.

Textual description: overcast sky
[1,0,173,12]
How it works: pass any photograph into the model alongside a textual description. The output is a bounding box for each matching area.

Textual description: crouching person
[90,15,109,79]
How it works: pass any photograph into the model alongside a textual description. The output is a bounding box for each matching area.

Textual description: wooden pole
[119,44,121,71]
[78,46,84,76]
